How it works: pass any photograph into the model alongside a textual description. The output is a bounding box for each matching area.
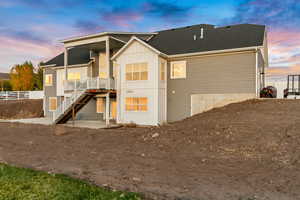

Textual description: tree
[33,65,43,90]
[0,80,12,91]
[10,61,35,91]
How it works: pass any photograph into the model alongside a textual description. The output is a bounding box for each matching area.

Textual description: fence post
[17,91,20,100]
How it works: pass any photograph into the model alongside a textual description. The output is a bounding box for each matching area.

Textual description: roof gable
[111,36,167,60]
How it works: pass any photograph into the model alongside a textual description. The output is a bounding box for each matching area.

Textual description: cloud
[224,0,300,76]
[101,7,143,28]
[95,0,194,29]
[74,20,106,34]
[1,28,50,45]
[142,1,193,22]
[228,0,300,29]
[266,64,300,77]
[0,35,62,71]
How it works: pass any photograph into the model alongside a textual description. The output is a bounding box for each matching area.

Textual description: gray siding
[44,67,57,118]
[167,52,256,122]
[76,98,103,120]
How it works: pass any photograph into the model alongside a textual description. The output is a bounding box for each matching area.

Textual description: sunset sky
[0,0,299,77]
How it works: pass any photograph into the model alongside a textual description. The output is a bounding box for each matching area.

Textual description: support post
[64,47,69,81]
[106,38,111,89]
[105,92,110,126]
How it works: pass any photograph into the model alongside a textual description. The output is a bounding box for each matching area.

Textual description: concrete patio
[0,118,118,129]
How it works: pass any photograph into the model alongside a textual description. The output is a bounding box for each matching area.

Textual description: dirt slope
[0,99,43,119]
[0,99,300,200]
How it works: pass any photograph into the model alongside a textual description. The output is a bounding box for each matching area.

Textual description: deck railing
[53,77,115,122]
[64,77,115,92]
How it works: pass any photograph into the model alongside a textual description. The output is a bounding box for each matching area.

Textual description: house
[0,73,9,80]
[41,24,268,126]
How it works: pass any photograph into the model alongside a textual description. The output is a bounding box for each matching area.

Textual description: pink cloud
[102,11,143,29]
[266,64,300,77]
[0,36,62,70]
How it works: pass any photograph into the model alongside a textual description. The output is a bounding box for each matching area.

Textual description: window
[99,53,107,79]
[49,97,57,111]
[160,61,166,81]
[96,98,105,113]
[126,63,148,81]
[125,97,148,111]
[170,61,186,79]
[45,74,53,86]
[68,72,81,80]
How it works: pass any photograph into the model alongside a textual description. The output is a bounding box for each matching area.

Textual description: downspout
[255,47,259,98]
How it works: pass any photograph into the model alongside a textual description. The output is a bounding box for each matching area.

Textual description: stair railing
[52,90,85,122]
[53,77,115,122]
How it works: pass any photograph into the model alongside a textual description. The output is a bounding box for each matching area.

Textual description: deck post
[105,92,110,126]
[64,47,69,82]
[106,38,111,89]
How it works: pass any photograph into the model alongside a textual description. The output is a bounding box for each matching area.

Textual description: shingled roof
[147,24,266,55]
[43,23,266,67]
[43,47,91,66]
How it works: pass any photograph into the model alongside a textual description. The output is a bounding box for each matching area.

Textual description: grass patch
[0,163,141,200]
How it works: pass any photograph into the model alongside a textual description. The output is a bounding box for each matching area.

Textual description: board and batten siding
[167,51,258,122]
[116,40,167,125]
[44,67,57,118]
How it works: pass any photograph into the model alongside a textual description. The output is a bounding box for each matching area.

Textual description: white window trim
[170,60,187,79]
[125,62,148,81]
[160,60,166,81]
[45,74,53,86]
[125,97,148,112]
[49,97,57,112]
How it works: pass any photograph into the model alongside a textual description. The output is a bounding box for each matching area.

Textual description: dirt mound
[1,99,300,200]
[0,99,43,119]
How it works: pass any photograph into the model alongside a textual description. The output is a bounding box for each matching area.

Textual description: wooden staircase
[54,91,95,124]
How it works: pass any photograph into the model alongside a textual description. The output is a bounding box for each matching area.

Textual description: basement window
[125,97,148,111]
[45,74,53,86]
[49,97,57,111]
[96,98,105,113]
[170,61,186,79]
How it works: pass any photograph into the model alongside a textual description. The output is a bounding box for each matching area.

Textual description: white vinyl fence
[0,91,44,100]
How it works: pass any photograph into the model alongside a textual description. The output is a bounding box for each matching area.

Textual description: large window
[96,98,105,113]
[99,53,108,79]
[45,74,53,86]
[49,97,57,111]
[170,61,186,79]
[125,97,148,111]
[126,63,148,81]
[68,72,81,80]
[160,61,166,81]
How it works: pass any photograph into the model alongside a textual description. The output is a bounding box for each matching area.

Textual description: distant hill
[0,73,9,80]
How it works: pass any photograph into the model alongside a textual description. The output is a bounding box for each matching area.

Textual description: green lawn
[0,163,141,200]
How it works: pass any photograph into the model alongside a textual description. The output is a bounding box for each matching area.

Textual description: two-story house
[41,24,268,126]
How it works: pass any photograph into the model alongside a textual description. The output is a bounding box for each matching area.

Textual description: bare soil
[0,99,43,119]
[0,99,300,200]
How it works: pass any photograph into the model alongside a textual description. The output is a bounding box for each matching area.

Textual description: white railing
[53,77,115,122]
[64,77,115,92]
[0,91,44,100]
[53,90,85,122]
